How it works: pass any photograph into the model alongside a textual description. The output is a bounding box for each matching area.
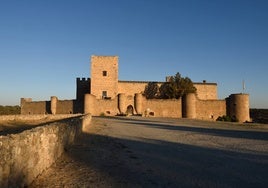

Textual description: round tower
[84,94,95,114]
[118,93,126,114]
[228,94,250,123]
[134,93,143,115]
[182,93,196,119]
[50,96,58,115]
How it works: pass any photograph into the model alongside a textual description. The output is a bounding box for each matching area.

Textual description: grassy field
[0,119,50,136]
[0,105,20,115]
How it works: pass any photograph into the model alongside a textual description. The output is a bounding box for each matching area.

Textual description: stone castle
[21,55,250,122]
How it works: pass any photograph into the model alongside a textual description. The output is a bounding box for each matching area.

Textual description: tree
[159,72,196,99]
[144,82,159,99]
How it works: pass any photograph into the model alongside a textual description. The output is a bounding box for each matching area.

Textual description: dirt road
[30,117,268,188]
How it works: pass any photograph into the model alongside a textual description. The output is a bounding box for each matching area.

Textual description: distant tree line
[0,105,21,115]
[144,72,196,99]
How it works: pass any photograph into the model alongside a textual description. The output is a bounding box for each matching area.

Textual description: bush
[216,115,238,122]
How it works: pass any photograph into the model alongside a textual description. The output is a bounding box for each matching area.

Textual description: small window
[102,91,107,98]
[103,71,107,76]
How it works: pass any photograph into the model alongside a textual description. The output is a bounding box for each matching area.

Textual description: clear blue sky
[0,0,267,108]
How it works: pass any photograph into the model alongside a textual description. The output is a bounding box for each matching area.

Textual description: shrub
[216,115,238,122]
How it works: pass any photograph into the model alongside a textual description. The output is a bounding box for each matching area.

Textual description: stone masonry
[20,55,250,122]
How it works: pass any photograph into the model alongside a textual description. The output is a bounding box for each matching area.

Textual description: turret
[134,93,143,115]
[228,93,250,123]
[84,94,95,114]
[118,93,126,114]
[50,96,58,115]
[182,93,196,119]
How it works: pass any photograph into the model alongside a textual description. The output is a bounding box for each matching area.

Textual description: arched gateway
[126,105,134,115]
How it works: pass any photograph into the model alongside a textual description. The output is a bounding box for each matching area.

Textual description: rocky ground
[29,116,268,188]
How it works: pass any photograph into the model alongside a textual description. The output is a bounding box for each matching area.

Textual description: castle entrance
[126,105,134,115]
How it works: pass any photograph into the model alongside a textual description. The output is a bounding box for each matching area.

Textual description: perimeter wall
[196,100,226,120]
[142,99,182,118]
[20,98,83,115]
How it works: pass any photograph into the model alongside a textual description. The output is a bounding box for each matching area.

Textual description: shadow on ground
[127,121,268,141]
[65,131,268,188]
[29,117,268,187]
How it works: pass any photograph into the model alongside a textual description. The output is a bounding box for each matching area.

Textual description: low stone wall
[0,114,81,121]
[0,114,90,187]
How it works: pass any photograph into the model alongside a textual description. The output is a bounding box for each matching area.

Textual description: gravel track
[30,117,268,188]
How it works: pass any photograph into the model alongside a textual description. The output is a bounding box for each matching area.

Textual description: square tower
[90,55,119,99]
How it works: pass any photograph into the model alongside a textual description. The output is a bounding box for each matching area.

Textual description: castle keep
[21,55,250,122]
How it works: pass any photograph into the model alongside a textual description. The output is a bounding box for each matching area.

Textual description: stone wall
[20,98,83,115]
[193,83,218,100]
[21,98,49,115]
[194,82,218,100]
[117,81,218,101]
[196,99,226,120]
[142,99,182,118]
[57,100,74,114]
[0,114,81,121]
[84,94,182,117]
[83,93,227,119]
[84,94,119,116]
[0,115,88,187]
[118,81,148,97]
[94,98,119,116]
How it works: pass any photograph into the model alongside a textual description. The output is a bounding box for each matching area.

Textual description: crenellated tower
[76,77,90,101]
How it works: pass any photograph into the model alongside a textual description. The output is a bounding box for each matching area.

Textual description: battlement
[21,98,32,103]
[194,82,217,85]
[76,77,90,82]
[119,80,164,84]
[91,55,118,59]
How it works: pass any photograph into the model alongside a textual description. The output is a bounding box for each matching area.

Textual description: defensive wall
[193,82,218,100]
[83,92,249,122]
[20,97,84,115]
[20,55,250,123]
[196,99,226,120]
[21,92,250,122]
[117,80,217,101]
[0,114,91,187]
[118,81,152,98]
[19,81,191,118]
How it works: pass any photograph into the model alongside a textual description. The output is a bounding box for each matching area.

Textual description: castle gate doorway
[126,105,134,115]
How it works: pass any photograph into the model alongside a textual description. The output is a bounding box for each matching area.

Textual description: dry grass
[0,119,53,136]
